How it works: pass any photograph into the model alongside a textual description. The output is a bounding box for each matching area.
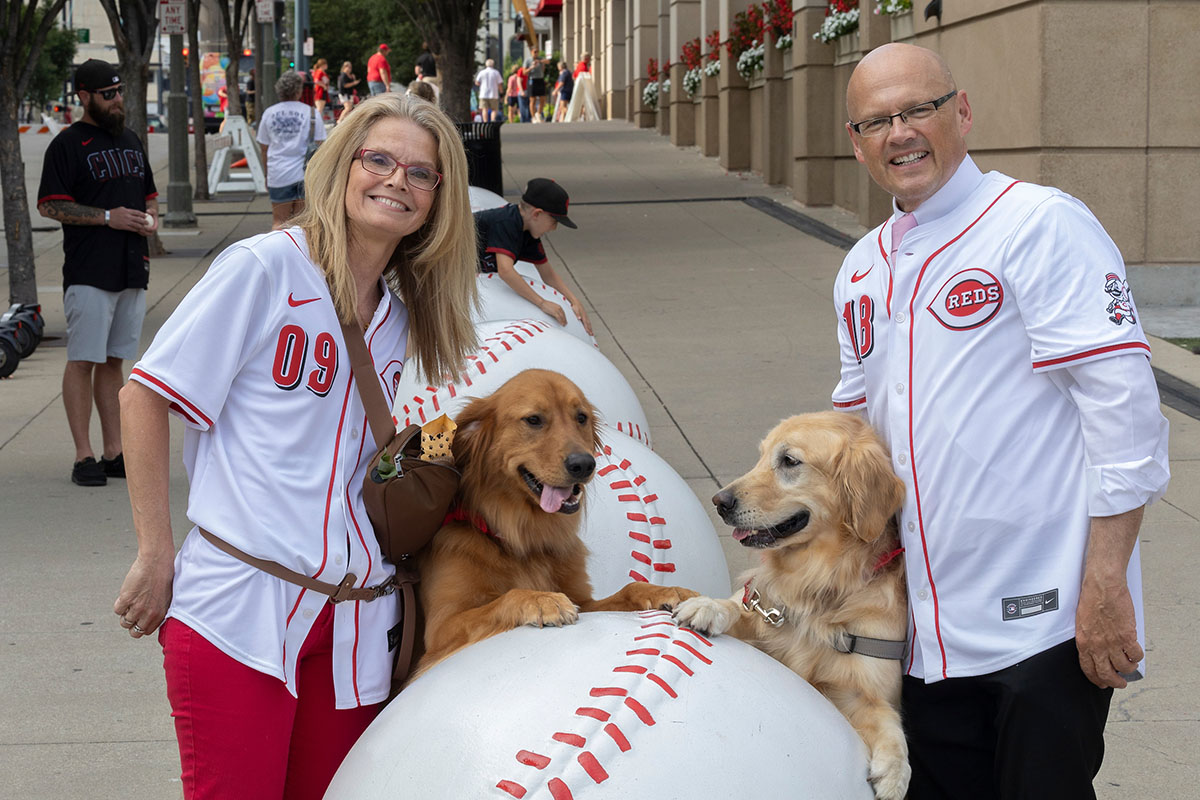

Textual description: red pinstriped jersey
[832,157,1163,682]
[131,228,407,707]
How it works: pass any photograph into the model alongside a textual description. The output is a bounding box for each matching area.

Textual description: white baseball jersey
[131,228,407,707]
[832,156,1170,683]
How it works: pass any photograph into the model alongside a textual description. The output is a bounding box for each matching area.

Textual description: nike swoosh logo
[287,292,320,307]
[850,266,873,283]
[81,138,94,145]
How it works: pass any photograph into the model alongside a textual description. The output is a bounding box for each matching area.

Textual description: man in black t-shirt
[37,59,159,487]
[473,178,592,334]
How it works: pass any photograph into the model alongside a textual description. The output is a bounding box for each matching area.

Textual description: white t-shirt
[130,228,408,707]
[832,156,1169,683]
[475,66,503,99]
[256,101,326,188]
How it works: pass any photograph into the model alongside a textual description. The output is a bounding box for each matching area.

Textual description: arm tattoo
[39,200,105,226]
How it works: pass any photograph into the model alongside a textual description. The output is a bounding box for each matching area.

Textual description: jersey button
[907,521,916,532]
[898,454,908,465]
[303,608,315,620]
[895,383,905,394]
[350,427,360,440]
[895,312,906,323]
[917,590,929,601]
[334,555,344,565]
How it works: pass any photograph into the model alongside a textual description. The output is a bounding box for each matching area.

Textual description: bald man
[832,44,1169,798]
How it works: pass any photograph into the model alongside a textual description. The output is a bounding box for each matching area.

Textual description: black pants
[902,639,1113,800]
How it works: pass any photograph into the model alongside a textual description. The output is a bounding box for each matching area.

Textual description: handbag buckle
[329,574,359,604]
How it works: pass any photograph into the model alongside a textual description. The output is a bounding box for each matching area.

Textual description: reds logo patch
[927,268,1003,330]
[1104,272,1136,326]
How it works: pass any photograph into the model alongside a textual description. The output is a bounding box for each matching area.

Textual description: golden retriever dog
[413,369,697,678]
[673,411,910,800]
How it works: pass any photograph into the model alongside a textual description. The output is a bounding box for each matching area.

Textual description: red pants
[160,605,381,800]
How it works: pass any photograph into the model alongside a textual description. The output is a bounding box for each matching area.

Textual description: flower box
[890,10,914,40]
[833,31,861,66]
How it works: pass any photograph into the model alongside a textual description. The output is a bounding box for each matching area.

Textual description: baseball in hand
[144,213,154,228]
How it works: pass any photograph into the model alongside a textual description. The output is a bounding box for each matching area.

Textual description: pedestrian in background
[517,62,531,123]
[245,68,256,123]
[36,59,158,487]
[114,92,479,800]
[337,60,360,113]
[416,41,438,87]
[311,57,330,118]
[367,43,391,95]
[257,70,326,230]
[407,79,436,104]
[834,43,1169,798]
[505,67,522,124]
[527,51,548,123]
[474,58,502,122]
[553,60,573,122]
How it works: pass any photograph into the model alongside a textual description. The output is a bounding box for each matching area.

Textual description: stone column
[695,0,720,156]
[669,0,700,146]
[656,0,670,135]
[629,0,658,127]
[759,29,789,184]
[605,0,627,117]
[790,1,835,205]
[718,0,749,170]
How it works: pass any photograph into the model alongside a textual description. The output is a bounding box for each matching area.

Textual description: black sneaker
[100,453,125,478]
[72,457,107,486]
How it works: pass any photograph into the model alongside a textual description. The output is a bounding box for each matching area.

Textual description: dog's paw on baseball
[673,596,736,637]
[513,590,580,628]
[867,744,911,800]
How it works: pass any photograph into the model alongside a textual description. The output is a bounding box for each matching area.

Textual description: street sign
[74,28,89,43]
[160,0,186,35]
[255,0,274,23]
[303,37,313,57]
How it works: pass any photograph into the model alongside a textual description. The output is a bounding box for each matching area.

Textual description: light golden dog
[413,369,696,678]
[673,411,910,800]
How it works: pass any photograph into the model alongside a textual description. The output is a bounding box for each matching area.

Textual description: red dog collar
[443,507,497,539]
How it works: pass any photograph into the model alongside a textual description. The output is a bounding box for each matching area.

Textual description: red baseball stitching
[395,320,650,447]
[594,444,676,584]
[496,611,715,798]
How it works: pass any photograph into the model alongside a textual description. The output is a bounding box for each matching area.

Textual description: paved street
[1,120,1196,798]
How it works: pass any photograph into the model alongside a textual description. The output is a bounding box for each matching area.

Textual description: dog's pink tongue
[732,528,753,542]
[540,484,572,513]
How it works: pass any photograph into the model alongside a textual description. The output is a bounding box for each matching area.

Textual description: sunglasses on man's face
[93,86,124,101]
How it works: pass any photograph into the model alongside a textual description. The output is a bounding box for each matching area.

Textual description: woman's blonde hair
[296,93,479,383]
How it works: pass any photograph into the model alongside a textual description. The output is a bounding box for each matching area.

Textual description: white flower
[702,59,721,78]
[683,67,702,98]
[812,8,860,43]
[875,0,912,15]
[736,41,766,80]
[642,81,659,110]
[775,34,793,51]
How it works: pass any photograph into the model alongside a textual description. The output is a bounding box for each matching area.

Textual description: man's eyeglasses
[354,149,442,191]
[95,86,124,101]
[849,90,958,137]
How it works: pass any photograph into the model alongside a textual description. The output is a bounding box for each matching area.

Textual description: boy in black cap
[37,59,158,486]
[473,178,592,334]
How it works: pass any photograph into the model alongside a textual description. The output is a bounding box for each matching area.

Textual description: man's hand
[108,206,156,235]
[1075,507,1145,688]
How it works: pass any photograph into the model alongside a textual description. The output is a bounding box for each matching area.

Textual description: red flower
[647,57,658,80]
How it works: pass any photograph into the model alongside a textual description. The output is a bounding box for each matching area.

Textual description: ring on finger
[132,624,145,634]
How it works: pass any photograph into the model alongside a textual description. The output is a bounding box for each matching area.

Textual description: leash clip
[742,587,786,627]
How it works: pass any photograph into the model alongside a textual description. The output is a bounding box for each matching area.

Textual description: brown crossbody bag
[199,321,459,690]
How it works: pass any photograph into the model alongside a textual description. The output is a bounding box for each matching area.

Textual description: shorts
[480,97,499,111]
[64,284,145,363]
[268,180,305,203]
[507,95,519,107]
[559,88,573,102]
[530,78,547,97]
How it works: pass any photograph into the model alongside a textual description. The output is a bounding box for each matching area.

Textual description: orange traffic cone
[232,157,248,168]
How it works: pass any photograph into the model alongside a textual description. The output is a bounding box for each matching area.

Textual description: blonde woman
[113,93,478,800]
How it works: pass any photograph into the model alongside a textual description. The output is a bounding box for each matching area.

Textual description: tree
[0,0,69,305]
[215,0,253,118]
[25,16,75,111]
[98,0,165,255]
[397,0,487,121]
[310,0,420,90]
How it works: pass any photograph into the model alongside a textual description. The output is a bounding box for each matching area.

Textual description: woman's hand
[569,299,593,335]
[115,551,175,639]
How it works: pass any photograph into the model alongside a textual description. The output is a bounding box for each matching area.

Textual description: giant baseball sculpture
[325,611,875,799]
[392,318,651,448]
[476,272,596,347]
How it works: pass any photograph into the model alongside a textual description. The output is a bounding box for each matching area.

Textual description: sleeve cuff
[1086,456,1171,517]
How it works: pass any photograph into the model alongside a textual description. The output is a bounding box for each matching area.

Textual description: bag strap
[198,528,397,603]
[340,322,394,451]
[308,104,315,145]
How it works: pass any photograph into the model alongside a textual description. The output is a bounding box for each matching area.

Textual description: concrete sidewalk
[0,121,1196,799]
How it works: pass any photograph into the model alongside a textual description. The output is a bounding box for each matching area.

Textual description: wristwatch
[104,209,110,225]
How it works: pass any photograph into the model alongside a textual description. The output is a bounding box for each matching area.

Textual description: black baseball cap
[75,59,121,93]
[522,178,577,229]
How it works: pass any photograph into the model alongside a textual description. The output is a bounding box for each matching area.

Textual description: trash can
[455,121,503,196]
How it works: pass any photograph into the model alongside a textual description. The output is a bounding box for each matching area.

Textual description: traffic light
[288,59,296,69]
